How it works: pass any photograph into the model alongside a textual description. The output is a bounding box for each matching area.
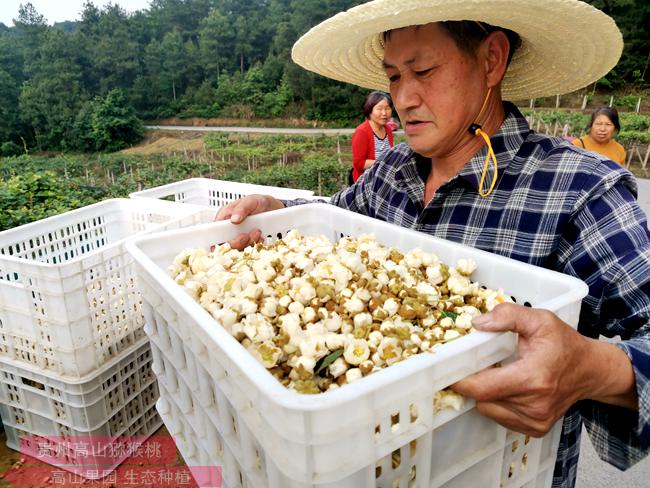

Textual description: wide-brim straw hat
[291,0,623,101]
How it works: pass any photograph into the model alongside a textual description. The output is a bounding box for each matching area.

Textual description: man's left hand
[452,303,622,437]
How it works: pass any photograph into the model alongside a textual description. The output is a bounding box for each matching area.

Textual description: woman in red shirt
[350,91,395,183]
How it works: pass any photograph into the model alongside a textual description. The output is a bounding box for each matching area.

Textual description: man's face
[383,23,486,158]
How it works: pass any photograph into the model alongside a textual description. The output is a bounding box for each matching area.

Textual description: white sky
[0,1,152,26]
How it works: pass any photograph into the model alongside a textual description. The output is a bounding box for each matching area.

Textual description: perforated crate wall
[0,341,162,479]
[0,198,209,377]
[129,177,315,210]
[148,308,560,488]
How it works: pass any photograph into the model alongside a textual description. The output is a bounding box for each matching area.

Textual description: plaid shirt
[290,102,650,487]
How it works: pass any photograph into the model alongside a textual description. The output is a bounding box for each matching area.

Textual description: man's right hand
[215,194,285,250]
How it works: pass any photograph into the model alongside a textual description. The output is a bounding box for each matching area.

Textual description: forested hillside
[0,0,647,153]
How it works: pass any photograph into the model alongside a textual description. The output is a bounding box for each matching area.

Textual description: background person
[218,2,649,487]
[350,91,395,183]
[573,106,626,165]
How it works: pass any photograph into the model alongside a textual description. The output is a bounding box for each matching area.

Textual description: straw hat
[291,0,623,101]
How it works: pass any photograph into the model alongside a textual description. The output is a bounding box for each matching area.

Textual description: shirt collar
[395,102,531,193]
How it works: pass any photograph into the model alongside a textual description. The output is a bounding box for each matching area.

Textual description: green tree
[90,89,144,151]
[198,9,233,79]
[18,28,86,149]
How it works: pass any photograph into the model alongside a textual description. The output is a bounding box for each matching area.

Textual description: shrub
[0,141,22,157]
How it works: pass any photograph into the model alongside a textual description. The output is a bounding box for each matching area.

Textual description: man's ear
[482,31,510,89]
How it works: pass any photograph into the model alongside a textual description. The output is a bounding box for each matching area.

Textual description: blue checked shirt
[288,102,650,487]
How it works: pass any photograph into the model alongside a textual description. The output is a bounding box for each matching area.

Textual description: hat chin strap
[468,87,498,198]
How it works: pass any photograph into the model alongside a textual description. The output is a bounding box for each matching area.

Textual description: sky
[0,0,152,26]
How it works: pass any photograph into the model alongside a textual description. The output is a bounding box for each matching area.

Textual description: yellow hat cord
[469,87,498,197]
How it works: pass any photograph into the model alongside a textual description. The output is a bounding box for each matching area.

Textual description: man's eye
[388,74,400,83]
[415,68,433,77]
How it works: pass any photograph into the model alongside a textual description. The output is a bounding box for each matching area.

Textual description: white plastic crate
[0,338,162,478]
[126,204,588,487]
[129,177,316,209]
[0,198,213,378]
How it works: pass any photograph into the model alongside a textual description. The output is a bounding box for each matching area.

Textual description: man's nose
[391,78,421,112]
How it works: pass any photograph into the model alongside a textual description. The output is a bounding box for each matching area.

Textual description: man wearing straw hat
[217,1,650,485]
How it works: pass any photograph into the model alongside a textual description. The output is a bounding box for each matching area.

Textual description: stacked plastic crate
[129,177,326,208]
[0,198,211,478]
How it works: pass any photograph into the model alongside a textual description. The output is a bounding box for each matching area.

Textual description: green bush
[230,156,349,196]
[0,171,109,231]
[620,113,650,131]
[614,95,640,112]
[0,141,22,157]
[618,131,650,145]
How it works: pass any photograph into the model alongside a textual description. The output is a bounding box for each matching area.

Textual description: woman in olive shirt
[573,107,626,165]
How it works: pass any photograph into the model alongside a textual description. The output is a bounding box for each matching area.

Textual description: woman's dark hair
[588,106,621,132]
[363,91,392,118]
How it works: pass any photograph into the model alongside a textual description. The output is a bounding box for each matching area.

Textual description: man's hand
[452,303,637,437]
[215,194,285,250]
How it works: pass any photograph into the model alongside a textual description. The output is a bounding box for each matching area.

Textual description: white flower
[353,312,373,329]
[323,315,343,332]
[403,249,423,268]
[378,337,402,366]
[456,258,477,276]
[232,298,257,316]
[344,297,365,314]
[183,280,202,300]
[443,329,461,341]
[458,305,481,317]
[416,282,439,304]
[345,368,363,383]
[279,313,302,337]
[299,327,328,358]
[376,272,389,286]
[383,298,399,317]
[447,274,473,296]
[212,307,237,328]
[420,251,439,267]
[325,333,345,351]
[293,280,316,305]
[329,357,348,378]
[343,339,370,365]
[294,255,314,272]
[439,317,455,329]
[301,307,317,323]
[294,355,316,376]
[288,301,305,314]
[248,341,282,369]
[242,283,262,300]
[354,288,372,302]
[368,331,384,348]
[259,298,278,318]
[455,313,473,330]
[252,261,276,283]
[426,265,443,285]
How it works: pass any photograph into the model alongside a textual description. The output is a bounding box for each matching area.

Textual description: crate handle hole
[391,448,401,469]
[21,377,45,390]
[511,439,519,453]
[391,412,400,432]
[409,403,418,423]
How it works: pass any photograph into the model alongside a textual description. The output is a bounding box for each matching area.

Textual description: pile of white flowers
[168,230,511,394]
